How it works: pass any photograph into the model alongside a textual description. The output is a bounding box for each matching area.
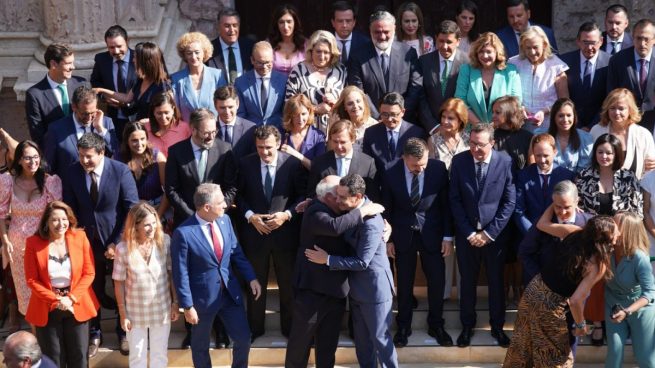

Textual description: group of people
[1,0,655,367]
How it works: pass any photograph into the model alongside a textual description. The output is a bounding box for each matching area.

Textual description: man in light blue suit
[495,0,558,58]
[172,183,262,368]
[234,41,286,131]
[306,173,398,368]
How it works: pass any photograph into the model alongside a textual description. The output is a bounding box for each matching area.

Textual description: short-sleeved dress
[144,121,191,158]
[0,173,62,314]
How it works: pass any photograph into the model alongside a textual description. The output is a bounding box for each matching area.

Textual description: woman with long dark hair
[269,4,306,75]
[455,0,479,54]
[547,98,594,174]
[143,92,191,157]
[395,2,434,56]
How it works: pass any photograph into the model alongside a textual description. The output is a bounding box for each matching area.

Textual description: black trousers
[89,246,123,339]
[36,309,89,368]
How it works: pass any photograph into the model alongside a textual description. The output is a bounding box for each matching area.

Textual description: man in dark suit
[418,20,469,133]
[560,22,611,130]
[25,43,88,148]
[214,85,256,159]
[171,183,262,368]
[348,10,421,122]
[515,134,576,234]
[62,133,138,357]
[382,138,453,347]
[308,119,379,200]
[306,173,398,368]
[234,41,286,130]
[3,331,57,368]
[331,0,370,66]
[44,86,119,177]
[237,125,307,340]
[606,19,655,108]
[90,25,137,141]
[207,8,254,84]
[362,92,426,173]
[495,0,558,58]
[449,123,515,348]
[286,175,383,368]
[602,4,633,55]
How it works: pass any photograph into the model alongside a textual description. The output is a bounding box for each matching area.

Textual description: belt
[52,286,70,296]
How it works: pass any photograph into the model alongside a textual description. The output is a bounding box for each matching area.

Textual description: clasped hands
[56,295,75,313]
[249,212,290,235]
[467,231,490,247]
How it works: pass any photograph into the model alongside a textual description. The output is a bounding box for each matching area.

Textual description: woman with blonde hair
[329,86,377,144]
[113,202,178,368]
[279,94,326,170]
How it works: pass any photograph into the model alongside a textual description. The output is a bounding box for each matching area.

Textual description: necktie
[410,173,420,207]
[441,60,449,96]
[208,223,223,263]
[197,148,208,181]
[224,125,233,145]
[611,41,619,55]
[380,53,389,88]
[57,84,70,116]
[260,77,269,114]
[116,59,127,93]
[583,60,592,89]
[340,40,349,64]
[541,174,550,199]
[264,165,273,203]
[640,59,648,94]
[476,162,486,193]
[227,46,238,84]
[388,130,397,159]
[338,157,347,177]
[89,172,99,206]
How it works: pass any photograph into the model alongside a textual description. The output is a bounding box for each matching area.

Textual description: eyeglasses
[253,60,273,67]
[469,141,491,149]
[22,155,41,162]
[77,110,97,118]
[197,130,217,137]
[380,112,402,119]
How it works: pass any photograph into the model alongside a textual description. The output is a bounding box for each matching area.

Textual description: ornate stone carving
[0,0,43,33]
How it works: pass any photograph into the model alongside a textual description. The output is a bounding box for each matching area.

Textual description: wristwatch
[184,306,193,311]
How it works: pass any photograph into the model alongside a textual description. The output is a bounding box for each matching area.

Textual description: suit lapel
[368,50,387,91]
[43,85,63,116]
[97,159,113,204]
[190,220,219,266]
[181,70,198,111]
[470,68,486,114]
[216,217,232,267]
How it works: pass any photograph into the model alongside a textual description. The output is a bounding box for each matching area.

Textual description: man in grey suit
[418,20,469,133]
[602,4,633,55]
[306,173,398,368]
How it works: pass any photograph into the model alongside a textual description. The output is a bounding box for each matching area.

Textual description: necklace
[137,240,154,261]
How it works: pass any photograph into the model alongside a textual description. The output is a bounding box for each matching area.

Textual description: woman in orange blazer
[24,200,99,368]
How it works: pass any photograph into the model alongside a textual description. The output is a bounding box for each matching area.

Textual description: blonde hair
[123,202,164,263]
[282,94,315,132]
[331,86,371,127]
[518,26,553,61]
[599,88,642,127]
[176,32,214,63]
[469,32,507,70]
[614,211,649,257]
[305,30,341,67]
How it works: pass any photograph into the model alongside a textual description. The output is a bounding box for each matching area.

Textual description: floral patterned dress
[0,173,62,314]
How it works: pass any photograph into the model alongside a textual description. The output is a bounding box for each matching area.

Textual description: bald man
[3,331,57,368]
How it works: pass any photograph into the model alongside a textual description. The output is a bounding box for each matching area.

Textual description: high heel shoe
[591,325,604,346]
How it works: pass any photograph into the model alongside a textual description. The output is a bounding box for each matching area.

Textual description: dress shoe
[88,337,102,359]
[215,330,230,349]
[456,327,473,347]
[180,333,191,349]
[119,336,129,356]
[491,328,510,347]
[250,332,263,343]
[412,295,418,309]
[393,328,412,347]
[428,326,453,347]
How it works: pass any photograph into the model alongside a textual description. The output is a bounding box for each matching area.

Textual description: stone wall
[178,0,233,39]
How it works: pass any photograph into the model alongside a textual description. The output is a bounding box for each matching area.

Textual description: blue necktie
[388,130,397,159]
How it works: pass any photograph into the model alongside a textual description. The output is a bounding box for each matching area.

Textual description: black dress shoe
[181,333,191,349]
[250,332,263,343]
[215,331,230,349]
[491,328,510,347]
[393,328,411,347]
[428,326,453,347]
[119,336,129,356]
[456,327,473,347]
[88,337,102,358]
[412,295,418,309]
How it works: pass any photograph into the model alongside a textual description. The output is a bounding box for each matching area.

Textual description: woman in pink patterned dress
[0,140,62,322]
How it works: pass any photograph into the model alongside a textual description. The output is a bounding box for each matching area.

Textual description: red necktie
[208,223,223,263]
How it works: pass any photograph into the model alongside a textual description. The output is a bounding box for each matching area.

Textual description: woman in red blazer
[24,200,99,368]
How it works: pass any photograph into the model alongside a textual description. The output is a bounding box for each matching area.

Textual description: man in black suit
[602,4,633,55]
[214,85,256,160]
[25,43,88,148]
[308,119,379,200]
[495,0,558,58]
[90,25,137,141]
[237,125,306,340]
[418,20,469,133]
[348,10,421,122]
[208,8,254,84]
[362,92,426,172]
[382,138,453,348]
[331,0,369,66]
[607,19,655,108]
[559,22,610,129]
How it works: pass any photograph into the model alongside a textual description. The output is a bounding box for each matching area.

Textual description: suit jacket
[217,117,257,160]
[362,120,426,172]
[607,46,655,107]
[455,63,522,124]
[171,214,256,313]
[90,50,137,120]
[165,138,237,226]
[62,158,139,249]
[294,199,363,298]
[514,164,576,234]
[341,30,370,64]
[235,69,287,129]
[418,49,470,132]
[207,37,255,80]
[24,229,99,327]
[171,65,227,122]
[307,150,379,200]
[347,41,421,122]
[449,150,516,239]
[560,49,611,128]
[40,355,58,368]
[382,159,452,253]
[496,24,558,58]
[601,31,633,54]
[43,115,119,177]
[25,76,88,148]
[236,152,307,251]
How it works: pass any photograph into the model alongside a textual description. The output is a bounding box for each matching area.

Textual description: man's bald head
[3,331,42,367]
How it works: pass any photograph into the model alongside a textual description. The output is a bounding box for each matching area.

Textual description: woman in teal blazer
[455,32,521,125]
[606,211,655,368]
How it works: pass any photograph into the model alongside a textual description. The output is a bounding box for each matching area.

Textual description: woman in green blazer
[455,32,522,125]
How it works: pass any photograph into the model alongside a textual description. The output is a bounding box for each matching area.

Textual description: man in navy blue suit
[3,331,57,368]
[172,183,262,368]
[495,0,558,58]
[449,124,515,348]
[44,86,119,177]
[514,134,576,234]
[602,4,633,55]
[306,173,398,368]
[234,41,286,130]
[62,133,138,357]
[207,8,254,84]
[382,138,453,348]
[214,86,256,160]
[90,25,137,141]
[331,0,370,66]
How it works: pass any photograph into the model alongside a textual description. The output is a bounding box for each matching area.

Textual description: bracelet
[573,321,586,329]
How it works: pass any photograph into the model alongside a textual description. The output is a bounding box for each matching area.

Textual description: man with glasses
[449,123,515,348]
